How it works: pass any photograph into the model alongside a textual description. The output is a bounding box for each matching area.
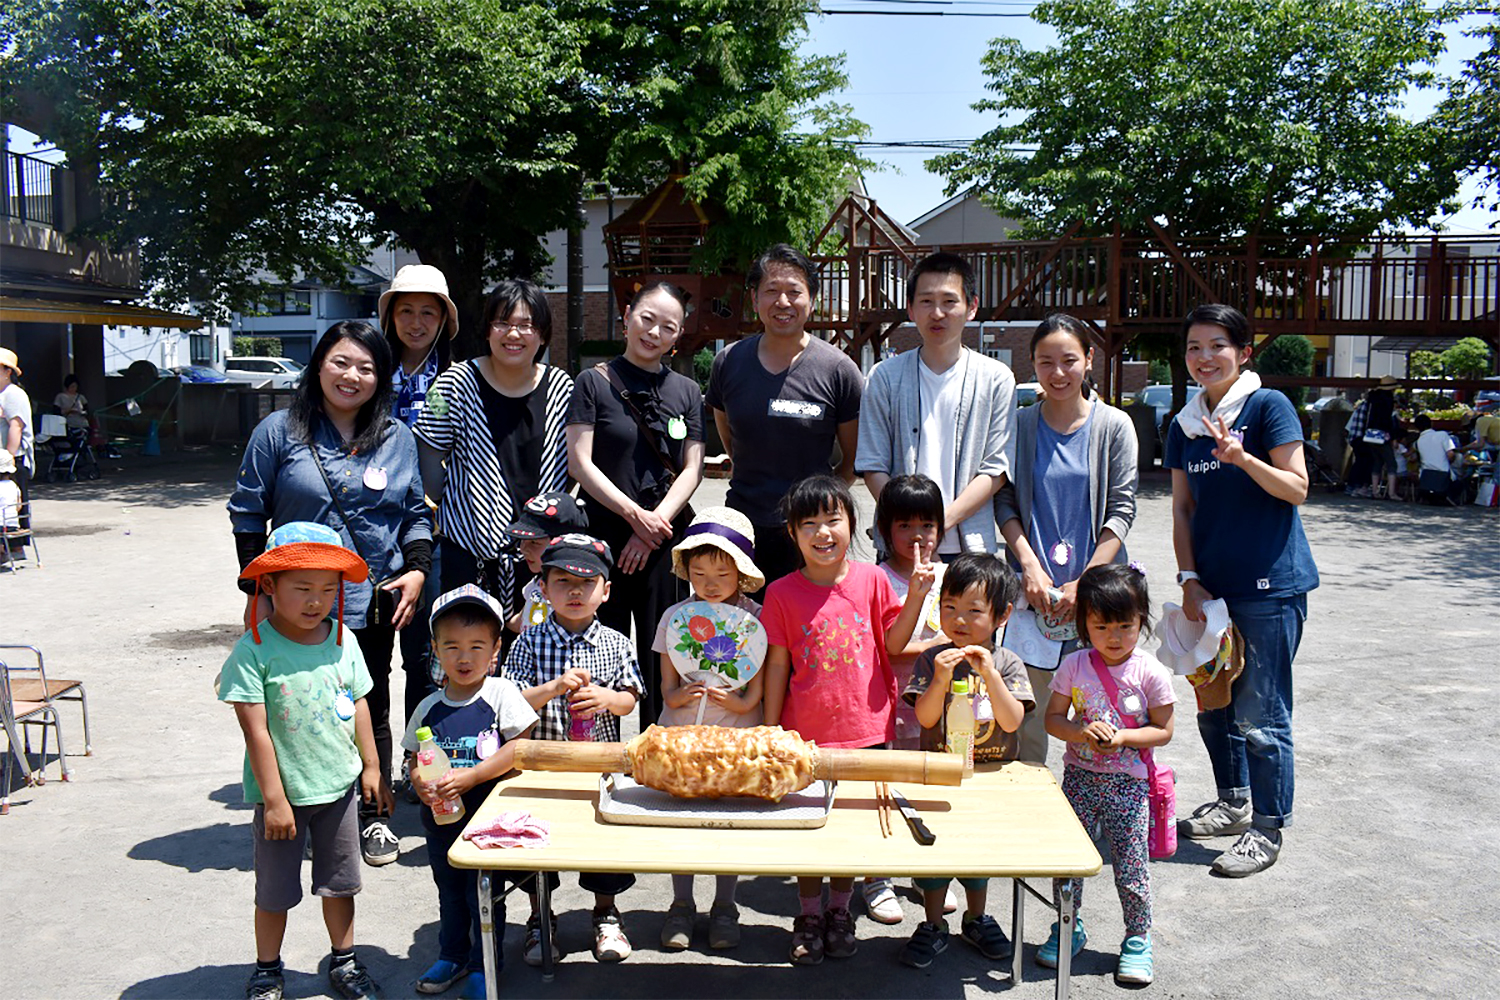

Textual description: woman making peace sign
[1165,304,1318,879]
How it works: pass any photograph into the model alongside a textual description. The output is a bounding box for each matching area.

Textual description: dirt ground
[1,446,1496,1000]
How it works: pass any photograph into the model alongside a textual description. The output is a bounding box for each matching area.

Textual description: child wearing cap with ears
[217,522,394,1000]
[504,491,590,636]
[505,534,644,965]
[401,585,539,999]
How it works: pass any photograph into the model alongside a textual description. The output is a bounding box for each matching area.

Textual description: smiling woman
[228,320,434,866]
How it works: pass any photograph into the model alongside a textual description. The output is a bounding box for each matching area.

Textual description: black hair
[1031,313,1097,398]
[941,553,1020,622]
[874,474,946,553]
[1182,303,1252,351]
[679,542,738,568]
[780,474,856,564]
[382,291,452,372]
[1414,413,1432,431]
[1367,387,1396,432]
[1074,563,1152,635]
[289,321,395,455]
[431,603,504,642]
[629,279,692,313]
[482,279,553,364]
[747,243,820,300]
[64,373,80,390]
[907,251,976,305]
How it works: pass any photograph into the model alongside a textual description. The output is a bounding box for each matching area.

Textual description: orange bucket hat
[240,522,368,643]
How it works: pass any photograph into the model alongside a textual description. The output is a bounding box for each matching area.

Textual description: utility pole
[566,175,585,375]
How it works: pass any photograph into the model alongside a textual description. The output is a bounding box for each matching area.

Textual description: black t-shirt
[566,358,704,532]
[476,363,548,508]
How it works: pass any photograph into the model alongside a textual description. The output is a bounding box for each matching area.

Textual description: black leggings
[350,622,395,812]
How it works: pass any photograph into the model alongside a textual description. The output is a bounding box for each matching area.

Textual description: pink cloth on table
[461,810,551,849]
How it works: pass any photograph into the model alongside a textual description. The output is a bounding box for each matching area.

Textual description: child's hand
[263,799,297,840]
[665,682,707,710]
[908,539,936,600]
[705,685,752,714]
[960,645,994,675]
[1094,727,1126,752]
[410,769,442,809]
[559,668,591,694]
[361,766,394,814]
[1081,719,1118,752]
[932,646,967,678]
[434,766,478,800]
[568,684,607,718]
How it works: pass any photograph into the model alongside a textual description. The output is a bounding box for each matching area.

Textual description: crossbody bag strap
[308,444,373,568]
[594,362,681,477]
[1086,649,1156,777]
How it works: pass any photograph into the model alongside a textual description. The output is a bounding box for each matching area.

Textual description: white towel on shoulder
[1175,371,1261,439]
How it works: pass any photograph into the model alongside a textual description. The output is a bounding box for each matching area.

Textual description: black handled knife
[890,788,936,845]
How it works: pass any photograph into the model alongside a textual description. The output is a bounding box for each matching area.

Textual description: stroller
[1303,438,1342,492]
[41,415,99,483]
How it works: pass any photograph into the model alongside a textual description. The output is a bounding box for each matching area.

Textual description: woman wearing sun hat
[0,348,34,522]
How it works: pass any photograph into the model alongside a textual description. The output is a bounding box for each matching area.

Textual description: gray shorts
[252,783,362,912]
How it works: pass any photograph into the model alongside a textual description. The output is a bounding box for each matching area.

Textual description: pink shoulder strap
[1086,649,1156,774]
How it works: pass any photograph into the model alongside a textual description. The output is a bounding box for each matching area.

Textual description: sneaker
[660,900,695,951]
[593,907,632,962]
[245,965,284,1000]
[415,959,465,994]
[328,957,382,999]
[789,912,825,965]
[823,905,858,959]
[458,972,486,1000]
[862,878,903,925]
[359,818,400,866]
[1116,935,1153,984]
[1211,828,1281,877]
[708,901,741,950]
[1178,799,1251,840]
[523,914,562,967]
[899,920,949,969]
[959,913,1012,961]
[1036,918,1087,969]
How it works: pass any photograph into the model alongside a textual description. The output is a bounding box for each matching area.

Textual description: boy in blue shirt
[403,585,539,999]
[218,522,393,1000]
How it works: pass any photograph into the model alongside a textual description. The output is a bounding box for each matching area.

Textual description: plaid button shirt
[504,615,644,743]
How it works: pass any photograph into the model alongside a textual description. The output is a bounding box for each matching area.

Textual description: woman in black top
[566,281,704,724]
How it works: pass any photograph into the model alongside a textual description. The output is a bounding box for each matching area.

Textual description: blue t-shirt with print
[1165,390,1319,600]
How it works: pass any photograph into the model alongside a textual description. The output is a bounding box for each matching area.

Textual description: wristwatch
[1176,570,1201,586]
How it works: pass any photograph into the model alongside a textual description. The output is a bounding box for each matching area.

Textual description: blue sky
[801,2,1496,233]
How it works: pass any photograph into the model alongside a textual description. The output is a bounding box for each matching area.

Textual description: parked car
[169,364,229,384]
[1475,390,1499,414]
[223,356,303,389]
[1304,394,1347,413]
[1133,383,1203,438]
[1015,382,1042,407]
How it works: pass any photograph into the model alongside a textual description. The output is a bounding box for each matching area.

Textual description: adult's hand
[1020,563,1056,616]
[625,501,673,545]
[1203,415,1247,467]
[1182,578,1214,622]
[618,534,654,575]
[384,570,427,629]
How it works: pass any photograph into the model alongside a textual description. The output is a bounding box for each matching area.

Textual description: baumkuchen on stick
[508,725,963,802]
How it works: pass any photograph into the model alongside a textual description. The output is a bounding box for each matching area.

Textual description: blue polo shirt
[1165,390,1319,601]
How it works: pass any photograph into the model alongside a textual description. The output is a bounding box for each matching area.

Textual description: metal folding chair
[0,645,89,813]
[0,500,42,571]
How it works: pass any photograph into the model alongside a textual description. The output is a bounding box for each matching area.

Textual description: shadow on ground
[122,946,411,1000]
[129,821,252,873]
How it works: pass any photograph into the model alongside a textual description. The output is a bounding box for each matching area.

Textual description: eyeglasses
[489,321,538,336]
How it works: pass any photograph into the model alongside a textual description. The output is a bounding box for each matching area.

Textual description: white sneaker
[863,878,904,925]
[593,907,632,962]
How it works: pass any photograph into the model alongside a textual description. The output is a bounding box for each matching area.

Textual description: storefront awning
[0,296,202,329]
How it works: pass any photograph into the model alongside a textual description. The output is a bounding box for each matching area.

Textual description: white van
[224,356,303,389]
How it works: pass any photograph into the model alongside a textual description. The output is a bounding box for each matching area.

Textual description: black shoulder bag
[593,362,691,516]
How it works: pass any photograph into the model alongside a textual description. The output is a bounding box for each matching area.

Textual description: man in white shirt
[1413,414,1464,505]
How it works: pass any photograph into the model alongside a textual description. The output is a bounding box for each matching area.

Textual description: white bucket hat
[0,450,15,474]
[1154,598,1232,675]
[378,264,459,338]
[671,506,765,594]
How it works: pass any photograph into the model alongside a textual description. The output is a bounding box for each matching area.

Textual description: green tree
[1438,18,1500,216]
[1255,335,1315,408]
[0,0,864,348]
[1440,337,1494,379]
[1409,350,1443,378]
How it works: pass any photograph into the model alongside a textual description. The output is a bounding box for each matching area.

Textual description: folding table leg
[536,871,555,982]
[479,873,498,1000]
[1011,877,1025,985]
[1055,882,1074,1000]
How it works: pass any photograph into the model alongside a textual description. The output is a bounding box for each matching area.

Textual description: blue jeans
[1196,594,1306,830]
[426,818,502,973]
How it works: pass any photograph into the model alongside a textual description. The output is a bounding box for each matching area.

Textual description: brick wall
[544,291,620,343]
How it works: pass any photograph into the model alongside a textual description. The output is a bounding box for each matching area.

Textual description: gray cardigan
[993,394,1138,562]
[855,347,1016,553]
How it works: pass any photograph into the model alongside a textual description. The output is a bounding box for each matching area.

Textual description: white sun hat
[670,506,765,594]
[1154,598,1232,675]
[378,264,459,338]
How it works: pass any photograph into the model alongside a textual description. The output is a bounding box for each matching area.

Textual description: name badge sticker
[768,398,826,420]
[363,466,388,491]
[334,688,356,721]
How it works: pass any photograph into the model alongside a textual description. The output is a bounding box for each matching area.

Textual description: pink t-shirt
[762,560,901,748]
[1049,648,1176,779]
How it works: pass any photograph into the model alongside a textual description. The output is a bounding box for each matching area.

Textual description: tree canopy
[1438,17,1500,220]
[931,0,1462,241]
[0,0,865,340]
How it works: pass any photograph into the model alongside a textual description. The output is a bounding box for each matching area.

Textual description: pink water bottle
[567,700,593,742]
[1145,756,1177,859]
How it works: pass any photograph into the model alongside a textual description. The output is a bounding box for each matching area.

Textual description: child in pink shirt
[762,474,931,966]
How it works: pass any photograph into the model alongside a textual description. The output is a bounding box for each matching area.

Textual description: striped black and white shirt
[414,360,572,615]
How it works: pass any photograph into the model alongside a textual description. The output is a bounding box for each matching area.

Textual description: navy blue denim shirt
[228,409,432,628]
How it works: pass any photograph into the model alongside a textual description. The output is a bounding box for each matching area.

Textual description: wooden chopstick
[876,781,892,838]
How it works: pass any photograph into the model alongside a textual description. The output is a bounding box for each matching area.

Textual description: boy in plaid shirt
[505,533,643,964]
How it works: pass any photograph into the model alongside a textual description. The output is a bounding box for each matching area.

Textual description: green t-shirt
[218,621,374,806]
